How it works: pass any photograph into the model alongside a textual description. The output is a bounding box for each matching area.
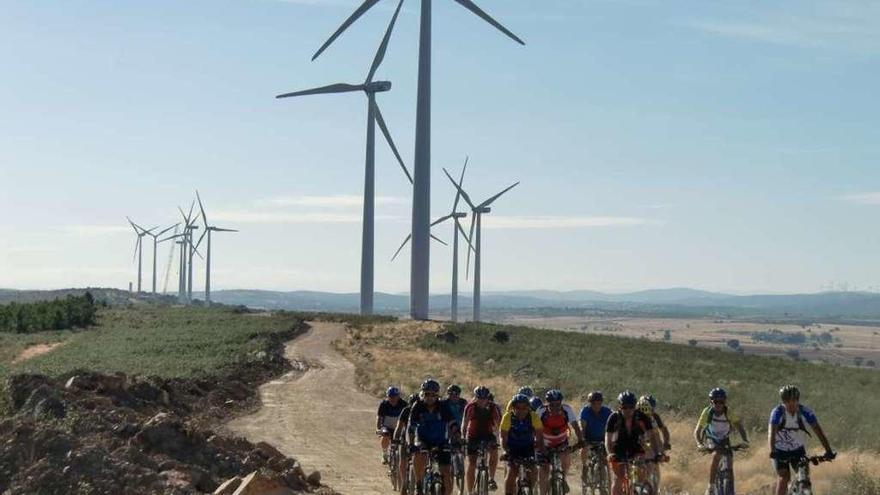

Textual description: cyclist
[606,390,661,495]
[579,391,612,470]
[462,386,502,493]
[506,386,535,412]
[414,379,463,495]
[529,396,543,412]
[394,393,422,494]
[537,389,584,494]
[500,394,545,495]
[377,386,408,465]
[694,387,748,495]
[447,384,469,429]
[637,395,670,490]
[768,385,835,495]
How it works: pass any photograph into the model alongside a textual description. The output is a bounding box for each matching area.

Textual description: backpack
[773,405,811,437]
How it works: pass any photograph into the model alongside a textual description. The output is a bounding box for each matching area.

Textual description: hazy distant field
[503,315,880,368]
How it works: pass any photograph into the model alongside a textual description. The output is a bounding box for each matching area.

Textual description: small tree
[688,339,698,347]
[854,356,864,367]
[663,330,671,342]
[786,349,800,360]
[727,339,741,350]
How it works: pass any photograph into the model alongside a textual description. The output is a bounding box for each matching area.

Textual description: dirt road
[227,321,389,494]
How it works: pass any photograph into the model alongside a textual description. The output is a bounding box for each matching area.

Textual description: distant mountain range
[209,288,880,320]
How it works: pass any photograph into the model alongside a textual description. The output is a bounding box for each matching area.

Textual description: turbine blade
[479,181,520,208]
[312,0,383,61]
[178,206,188,224]
[456,218,476,253]
[391,234,411,262]
[451,0,525,45]
[159,233,183,243]
[187,201,195,226]
[366,0,404,83]
[213,228,238,233]
[442,168,476,210]
[196,190,208,228]
[431,214,454,227]
[373,101,413,184]
[156,223,179,238]
[132,236,141,262]
[276,83,365,99]
[194,230,207,252]
[452,156,468,212]
[465,214,476,279]
[430,234,448,246]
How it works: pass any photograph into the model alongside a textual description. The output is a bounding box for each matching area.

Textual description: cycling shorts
[772,447,807,473]
[466,434,498,456]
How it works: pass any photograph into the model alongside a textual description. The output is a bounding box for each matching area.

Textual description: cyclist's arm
[694,407,709,446]
[736,421,749,444]
[768,423,778,456]
[604,430,614,459]
[811,422,833,454]
[535,427,545,452]
[393,414,407,442]
[656,414,671,449]
[376,415,385,431]
[461,405,471,443]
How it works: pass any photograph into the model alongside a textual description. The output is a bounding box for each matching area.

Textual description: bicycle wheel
[477,468,489,495]
[598,463,610,495]
[581,464,591,495]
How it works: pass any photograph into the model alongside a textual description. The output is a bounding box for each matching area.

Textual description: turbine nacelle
[453,212,468,219]
[475,207,491,214]
[365,80,392,93]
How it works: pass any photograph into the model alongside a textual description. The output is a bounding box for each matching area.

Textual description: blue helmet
[529,397,543,411]
[474,386,491,400]
[421,379,440,393]
[386,386,400,398]
[517,386,534,398]
[545,389,564,402]
[709,388,727,401]
[511,394,530,406]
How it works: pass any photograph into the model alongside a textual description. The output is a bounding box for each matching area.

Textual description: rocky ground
[0,320,337,494]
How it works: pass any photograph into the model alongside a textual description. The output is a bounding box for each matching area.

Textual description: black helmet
[487,393,495,402]
[618,390,637,407]
[421,379,440,393]
[709,388,727,401]
[780,385,800,401]
[386,386,401,398]
[511,394,530,406]
[447,384,462,395]
[473,386,491,400]
[545,389,563,402]
[587,391,604,402]
[518,386,534,398]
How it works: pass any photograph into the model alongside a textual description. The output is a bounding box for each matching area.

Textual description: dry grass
[335,321,880,494]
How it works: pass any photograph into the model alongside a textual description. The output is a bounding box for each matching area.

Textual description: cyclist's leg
[609,461,625,495]
[438,450,453,495]
[538,460,550,493]
[489,440,500,485]
[772,453,791,495]
[414,450,428,487]
[466,450,478,492]
[399,450,410,494]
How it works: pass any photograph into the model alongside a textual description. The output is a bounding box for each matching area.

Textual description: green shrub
[0,293,97,333]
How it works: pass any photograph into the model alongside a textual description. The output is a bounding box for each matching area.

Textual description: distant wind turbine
[443,167,518,322]
[126,218,156,294]
[278,0,412,316]
[145,224,179,295]
[194,191,238,305]
[311,0,524,320]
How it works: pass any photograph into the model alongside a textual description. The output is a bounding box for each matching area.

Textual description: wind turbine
[145,224,179,294]
[443,167,518,322]
[278,0,412,316]
[194,191,238,306]
[311,0,524,321]
[126,218,156,294]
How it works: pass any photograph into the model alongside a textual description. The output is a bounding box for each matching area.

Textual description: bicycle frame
[582,442,610,495]
[614,457,658,495]
[510,458,536,495]
[787,454,830,495]
[699,444,747,495]
[421,447,451,495]
[474,442,492,495]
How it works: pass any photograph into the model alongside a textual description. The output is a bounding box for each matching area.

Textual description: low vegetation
[0,293,97,333]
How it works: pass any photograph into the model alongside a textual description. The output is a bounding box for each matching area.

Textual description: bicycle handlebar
[698,444,749,454]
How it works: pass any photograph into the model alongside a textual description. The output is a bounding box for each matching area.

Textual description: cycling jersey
[377,398,408,430]
[769,404,817,452]
[409,400,456,447]
[697,406,740,442]
[537,404,577,447]
[500,410,543,449]
[606,410,653,458]
[579,405,612,443]
[447,397,468,428]
[463,401,501,439]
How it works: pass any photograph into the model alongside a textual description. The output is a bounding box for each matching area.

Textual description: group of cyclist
[376,380,835,495]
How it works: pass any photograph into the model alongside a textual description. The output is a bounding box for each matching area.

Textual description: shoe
[488,479,498,491]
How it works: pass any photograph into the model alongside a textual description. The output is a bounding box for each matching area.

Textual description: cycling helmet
[640,394,657,409]
[518,386,534,398]
[637,397,653,415]
[511,394,530,406]
[447,384,462,395]
[587,391,604,402]
[618,390,637,407]
[487,393,495,402]
[421,379,441,393]
[709,388,727,401]
[529,397,543,411]
[545,389,564,402]
[780,385,800,401]
[386,386,400,398]
[473,386,491,400]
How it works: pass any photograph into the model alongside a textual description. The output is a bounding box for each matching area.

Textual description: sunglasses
[621,405,634,410]
[713,400,726,405]
[424,392,438,398]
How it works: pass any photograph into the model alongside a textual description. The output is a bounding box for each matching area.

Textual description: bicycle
[787,453,834,495]
[544,442,582,495]
[421,447,452,495]
[582,442,610,495]
[388,440,401,492]
[473,441,495,495]
[451,443,465,495]
[504,454,537,495]
[698,443,748,495]
[611,455,661,495]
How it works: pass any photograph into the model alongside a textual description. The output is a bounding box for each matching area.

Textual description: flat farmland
[501,315,880,368]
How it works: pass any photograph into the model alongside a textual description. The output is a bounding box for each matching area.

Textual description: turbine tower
[443,167,518,322]
[145,224,179,294]
[279,0,412,315]
[126,218,156,294]
[439,158,474,322]
[311,0,524,320]
[194,191,238,306]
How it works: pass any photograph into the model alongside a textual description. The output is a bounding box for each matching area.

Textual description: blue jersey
[769,404,817,452]
[409,400,455,446]
[447,397,468,428]
[579,405,613,442]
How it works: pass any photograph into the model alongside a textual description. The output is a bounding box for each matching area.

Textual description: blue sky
[2,0,879,294]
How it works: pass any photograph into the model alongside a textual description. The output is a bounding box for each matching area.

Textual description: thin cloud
[258,195,405,209]
[211,210,404,224]
[841,192,880,205]
[482,216,651,230]
[64,225,132,236]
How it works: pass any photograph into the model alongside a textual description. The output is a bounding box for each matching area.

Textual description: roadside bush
[0,293,97,333]
[830,463,880,495]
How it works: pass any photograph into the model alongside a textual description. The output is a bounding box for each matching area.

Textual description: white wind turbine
[194,191,238,306]
[278,0,412,316]
[126,218,156,294]
[310,0,524,321]
[443,167,518,322]
[145,224,179,295]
